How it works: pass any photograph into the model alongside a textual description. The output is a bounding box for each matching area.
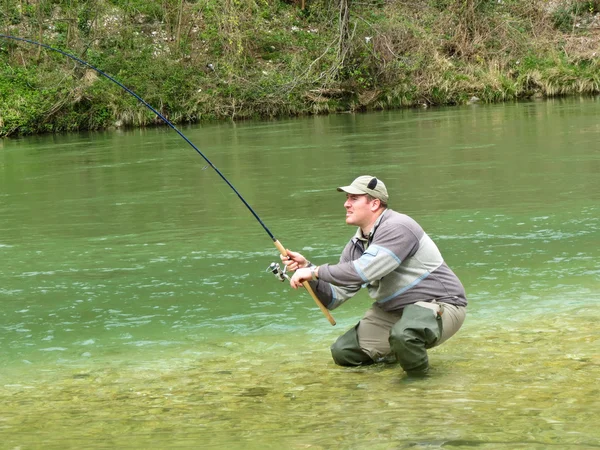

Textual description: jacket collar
[353,208,389,243]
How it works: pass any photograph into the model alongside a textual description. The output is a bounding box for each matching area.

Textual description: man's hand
[289,268,312,289]
[280,249,308,271]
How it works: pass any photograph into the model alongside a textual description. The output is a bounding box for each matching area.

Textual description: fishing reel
[266,262,289,282]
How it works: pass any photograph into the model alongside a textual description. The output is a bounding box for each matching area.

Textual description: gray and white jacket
[312,209,467,312]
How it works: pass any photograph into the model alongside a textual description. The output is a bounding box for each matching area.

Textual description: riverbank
[1,0,599,137]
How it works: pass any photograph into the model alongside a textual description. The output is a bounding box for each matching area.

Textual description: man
[282,175,467,376]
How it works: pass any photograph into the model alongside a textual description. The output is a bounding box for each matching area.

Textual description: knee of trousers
[330,325,373,367]
[388,325,421,358]
[388,304,441,369]
[389,305,442,348]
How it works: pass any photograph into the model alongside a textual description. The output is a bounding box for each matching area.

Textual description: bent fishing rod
[1,34,335,326]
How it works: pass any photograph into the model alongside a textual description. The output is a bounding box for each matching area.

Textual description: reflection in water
[0,97,599,448]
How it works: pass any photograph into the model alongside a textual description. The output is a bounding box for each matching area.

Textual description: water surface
[1,97,599,449]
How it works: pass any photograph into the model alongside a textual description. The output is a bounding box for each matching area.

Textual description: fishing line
[0,34,336,325]
[0,34,274,239]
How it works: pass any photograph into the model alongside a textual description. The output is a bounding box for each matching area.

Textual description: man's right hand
[280,249,308,271]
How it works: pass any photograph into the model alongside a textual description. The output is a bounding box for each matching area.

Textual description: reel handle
[273,240,336,326]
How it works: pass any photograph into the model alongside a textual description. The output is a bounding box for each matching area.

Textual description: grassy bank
[1,0,599,137]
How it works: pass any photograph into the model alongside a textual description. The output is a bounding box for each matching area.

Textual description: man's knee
[388,304,441,373]
[388,325,410,353]
[389,325,430,375]
[330,326,373,366]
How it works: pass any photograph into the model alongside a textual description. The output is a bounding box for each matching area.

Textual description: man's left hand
[290,268,312,289]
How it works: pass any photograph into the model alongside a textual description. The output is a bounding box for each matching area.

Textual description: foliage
[1,0,599,136]
[551,0,600,32]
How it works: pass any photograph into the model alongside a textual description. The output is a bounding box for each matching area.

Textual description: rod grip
[273,240,336,326]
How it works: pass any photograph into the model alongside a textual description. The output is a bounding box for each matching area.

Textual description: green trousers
[330,302,465,376]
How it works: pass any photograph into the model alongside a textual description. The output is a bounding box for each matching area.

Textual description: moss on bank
[1,0,599,137]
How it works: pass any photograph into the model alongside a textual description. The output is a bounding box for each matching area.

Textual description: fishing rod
[0,34,335,326]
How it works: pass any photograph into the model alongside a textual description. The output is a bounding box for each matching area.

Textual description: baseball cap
[337,175,389,204]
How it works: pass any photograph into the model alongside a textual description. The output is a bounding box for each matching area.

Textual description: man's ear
[370,199,381,211]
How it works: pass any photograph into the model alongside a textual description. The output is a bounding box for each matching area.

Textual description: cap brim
[337,186,366,195]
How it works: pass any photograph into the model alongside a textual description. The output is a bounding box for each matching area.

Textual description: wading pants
[330,302,466,375]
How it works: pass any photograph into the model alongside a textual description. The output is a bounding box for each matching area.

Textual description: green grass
[1,0,599,136]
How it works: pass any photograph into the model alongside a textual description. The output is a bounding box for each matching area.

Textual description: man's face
[343,194,378,228]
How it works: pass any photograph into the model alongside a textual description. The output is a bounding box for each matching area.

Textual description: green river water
[1,97,599,449]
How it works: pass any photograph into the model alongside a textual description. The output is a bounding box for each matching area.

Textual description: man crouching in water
[282,176,467,377]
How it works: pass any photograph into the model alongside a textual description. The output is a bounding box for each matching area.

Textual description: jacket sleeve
[306,241,361,310]
[318,224,420,287]
[306,279,361,310]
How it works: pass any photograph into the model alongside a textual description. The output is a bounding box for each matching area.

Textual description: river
[1,97,599,449]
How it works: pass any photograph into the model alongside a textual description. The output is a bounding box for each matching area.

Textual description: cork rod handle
[273,240,336,326]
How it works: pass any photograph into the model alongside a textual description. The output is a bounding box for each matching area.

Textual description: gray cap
[337,175,389,204]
